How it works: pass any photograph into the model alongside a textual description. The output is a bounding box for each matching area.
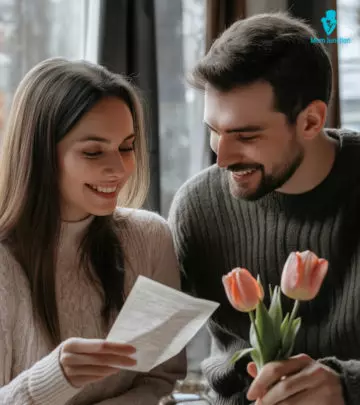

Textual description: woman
[0,58,186,405]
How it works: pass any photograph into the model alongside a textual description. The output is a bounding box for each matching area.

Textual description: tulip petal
[300,250,318,285]
[222,275,236,308]
[223,267,263,312]
[295,252,304,287]
[310,258,328,296]
[281,252,297,296]
[230,275,239,306]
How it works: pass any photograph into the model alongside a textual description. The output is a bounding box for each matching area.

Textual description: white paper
[106,275,219,372]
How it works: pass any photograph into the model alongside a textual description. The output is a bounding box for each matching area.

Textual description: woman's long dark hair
[0,58,149,346]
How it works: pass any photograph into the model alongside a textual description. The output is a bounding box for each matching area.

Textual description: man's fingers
[247,354,313,401]
[254,388,309,405]
[62,338,136,355]
[257,363,320,405]
[247,362,258,378]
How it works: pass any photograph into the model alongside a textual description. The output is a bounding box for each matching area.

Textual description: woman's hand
[59,337,137,388]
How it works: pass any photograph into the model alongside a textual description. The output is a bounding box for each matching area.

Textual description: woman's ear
[296,100,328,141]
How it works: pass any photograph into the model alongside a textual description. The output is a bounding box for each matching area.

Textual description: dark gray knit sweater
[168,129,360,405]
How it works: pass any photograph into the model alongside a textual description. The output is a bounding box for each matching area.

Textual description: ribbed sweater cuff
[320,357,360,405]
[29,344,81,404]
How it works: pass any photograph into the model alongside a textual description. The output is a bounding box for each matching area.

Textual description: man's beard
[228,147,305,201]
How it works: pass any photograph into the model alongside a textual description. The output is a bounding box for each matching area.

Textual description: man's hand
[246,354,345,405]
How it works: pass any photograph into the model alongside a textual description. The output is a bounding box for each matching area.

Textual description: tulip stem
[282,300,300,352]
[289,300,300,324]
[249,310,264,365]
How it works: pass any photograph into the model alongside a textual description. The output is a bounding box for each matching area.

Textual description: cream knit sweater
[0,208,186,405]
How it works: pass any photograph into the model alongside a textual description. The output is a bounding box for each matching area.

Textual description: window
[155,0,208,216]
[338,0,360,130]
[0,0,100,135]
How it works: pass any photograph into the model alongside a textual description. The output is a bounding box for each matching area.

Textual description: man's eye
[83,151,102,157]
[239,136,259,142]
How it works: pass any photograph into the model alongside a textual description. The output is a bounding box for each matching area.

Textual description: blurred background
[0,0,359,379]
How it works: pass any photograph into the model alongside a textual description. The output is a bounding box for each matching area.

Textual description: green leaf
[269,284,273,300]
[280,312,290,338]
[255,300,281,364]
[230,348,257,365]
[281,317,302,359]
[249,321,260,351]
[250,348,263,371]
[268,286,283,335]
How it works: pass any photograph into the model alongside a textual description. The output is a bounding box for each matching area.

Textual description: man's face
[204,81,305,200]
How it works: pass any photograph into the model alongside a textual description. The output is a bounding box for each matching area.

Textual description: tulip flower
[222,268,264,312]
[223,251,329,374]
[281,251,328,301]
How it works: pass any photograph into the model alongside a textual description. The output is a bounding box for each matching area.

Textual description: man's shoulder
[326,127,360,145]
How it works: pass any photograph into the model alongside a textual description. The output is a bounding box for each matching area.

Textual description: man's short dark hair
[190,12,333,124]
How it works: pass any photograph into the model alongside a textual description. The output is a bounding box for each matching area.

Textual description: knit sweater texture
[0,208,186,405]
[168,129,360,405]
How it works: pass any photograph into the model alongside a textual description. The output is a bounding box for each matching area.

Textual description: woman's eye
[83,151,102,158]
[119,145,135,152]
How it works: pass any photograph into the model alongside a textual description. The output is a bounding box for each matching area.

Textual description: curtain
[288,0,341,128]
[206,0,247,164]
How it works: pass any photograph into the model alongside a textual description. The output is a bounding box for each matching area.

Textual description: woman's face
[57,96,136,221]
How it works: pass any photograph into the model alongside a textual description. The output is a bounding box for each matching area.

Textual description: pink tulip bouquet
[222,251,328,372]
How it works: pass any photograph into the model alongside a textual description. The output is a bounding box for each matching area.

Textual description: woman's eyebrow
[76,133,136,143]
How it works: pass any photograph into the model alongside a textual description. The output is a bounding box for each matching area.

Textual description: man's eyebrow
[76,134,136,143]
[204,121,264,133]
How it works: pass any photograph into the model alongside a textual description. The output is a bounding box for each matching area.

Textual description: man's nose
[215,135,239,169]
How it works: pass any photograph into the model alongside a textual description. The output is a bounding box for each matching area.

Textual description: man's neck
[276,130,339,195]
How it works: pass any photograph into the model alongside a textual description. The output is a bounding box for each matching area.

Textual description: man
[168,12,360,405]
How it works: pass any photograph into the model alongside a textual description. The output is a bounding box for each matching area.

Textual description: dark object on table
[158,379,213,404]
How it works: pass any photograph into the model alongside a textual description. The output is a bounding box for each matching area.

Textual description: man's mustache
[227,164,262,172]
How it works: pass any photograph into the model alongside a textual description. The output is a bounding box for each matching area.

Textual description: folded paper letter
[107,275,219,372]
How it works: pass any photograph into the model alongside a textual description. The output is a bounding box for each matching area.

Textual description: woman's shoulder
[0,242,25,298]
[113,207,170,237]
[0,242,22,275]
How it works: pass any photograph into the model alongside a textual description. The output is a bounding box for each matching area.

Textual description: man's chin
[229,182,254,200]
[229,181,268,201]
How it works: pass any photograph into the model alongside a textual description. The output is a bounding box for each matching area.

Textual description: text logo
[321,10,337,36]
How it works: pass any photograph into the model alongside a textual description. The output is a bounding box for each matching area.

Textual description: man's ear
[296,100,327,141]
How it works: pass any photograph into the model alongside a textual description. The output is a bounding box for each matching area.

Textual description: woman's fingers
[59,337,137,388]
[62,338,136,355]
[64,364,122,377]
[61,352,137,367]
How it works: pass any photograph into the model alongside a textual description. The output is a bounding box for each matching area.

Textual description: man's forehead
[204,82,276,127]
[205,80,274,99]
